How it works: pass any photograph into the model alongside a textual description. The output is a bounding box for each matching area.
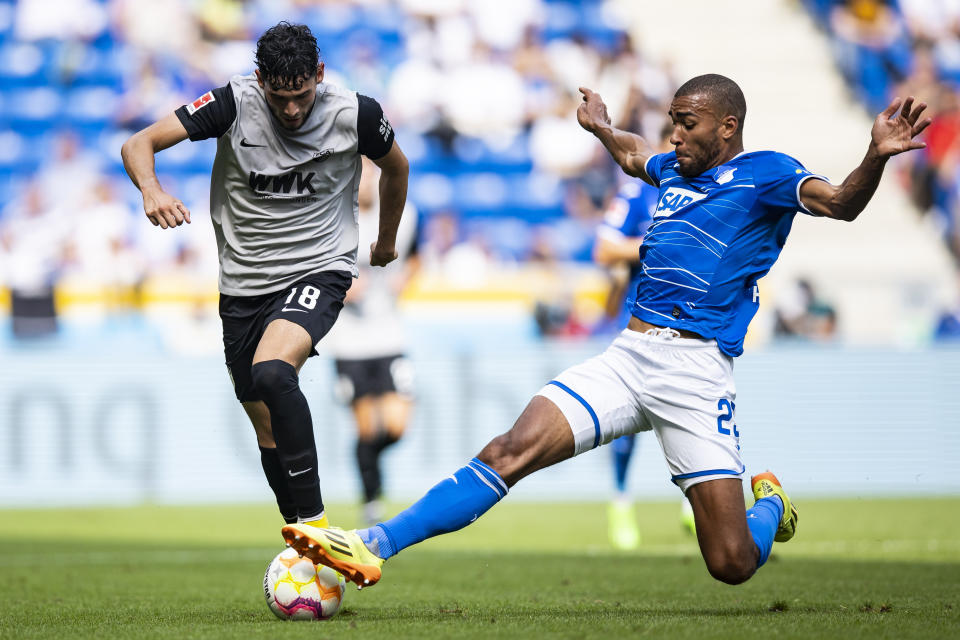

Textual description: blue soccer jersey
[634,150,826,356]
[597,180,658,327]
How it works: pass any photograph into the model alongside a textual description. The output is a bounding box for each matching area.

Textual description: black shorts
[333,354,414,404]
[220,270,352,402]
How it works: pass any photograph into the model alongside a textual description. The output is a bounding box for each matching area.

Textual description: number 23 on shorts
[717,399,740,449]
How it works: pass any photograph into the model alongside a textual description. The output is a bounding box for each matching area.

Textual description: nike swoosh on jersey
[289,467,313,477]
[282,307,309,313]
[240,138,266,147]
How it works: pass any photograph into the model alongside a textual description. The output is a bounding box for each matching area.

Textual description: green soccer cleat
[281,524,385,589]
[750,471,799,542]
[607,500,640,550]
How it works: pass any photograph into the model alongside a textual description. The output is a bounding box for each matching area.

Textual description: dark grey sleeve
[175,84,237,141]
[356,94,394,160]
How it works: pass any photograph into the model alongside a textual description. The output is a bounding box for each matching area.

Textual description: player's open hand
[871,96,931,159]
[142,186,191,229]
[577,87,612,133]
[369,240,397,267]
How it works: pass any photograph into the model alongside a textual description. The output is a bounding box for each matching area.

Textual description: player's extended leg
[243,400,297,524]
[282,395,575,587]
[367,395,574,549]
[685,474,797,585]
[251,318,328,526]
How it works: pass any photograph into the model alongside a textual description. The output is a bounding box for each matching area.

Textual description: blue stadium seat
[409,172,455,213]
[506,173,565,221]
[543,2,580,38]
[452,135,533,174]
[0,42,45,87]
[474,216,535,261]
[4,87,61,134]
[404,134,455,173]
[0,130,29,170]
[62,87,120,128]
[453,172,509,215]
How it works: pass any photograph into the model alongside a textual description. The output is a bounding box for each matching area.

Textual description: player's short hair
[255,22,320,90]
[674,74,746,135]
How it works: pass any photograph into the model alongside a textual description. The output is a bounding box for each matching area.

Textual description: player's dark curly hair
[255,22,320,90]
[674,74,747,135]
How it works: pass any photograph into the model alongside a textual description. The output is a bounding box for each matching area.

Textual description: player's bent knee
[703,548,756,585]
[251,359,299,401]
[707,562,754,585]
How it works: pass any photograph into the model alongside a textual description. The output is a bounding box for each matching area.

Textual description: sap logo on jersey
[655,187,707,217]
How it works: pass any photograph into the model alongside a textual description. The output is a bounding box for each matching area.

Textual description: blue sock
[746,495,783,568]
[611,435,636,494]
[358,458,508,559]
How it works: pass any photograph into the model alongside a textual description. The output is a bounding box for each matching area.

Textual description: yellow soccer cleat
[750,471,799,542]
[282,524,384,589]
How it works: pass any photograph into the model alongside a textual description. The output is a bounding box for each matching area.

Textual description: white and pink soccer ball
[263,548,346,620]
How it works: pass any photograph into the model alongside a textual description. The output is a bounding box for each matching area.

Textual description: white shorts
[536,328,743,493]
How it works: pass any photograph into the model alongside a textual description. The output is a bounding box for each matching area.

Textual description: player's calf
[476,396,576,486]
[251,359,324,521]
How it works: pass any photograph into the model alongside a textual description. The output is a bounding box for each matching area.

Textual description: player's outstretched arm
[577,87,656,184]
[120,112,192,229]
[800,96,931,221]
[369,140,409,267]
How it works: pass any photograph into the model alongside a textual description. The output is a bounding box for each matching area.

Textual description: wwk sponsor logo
[248,171,316,194]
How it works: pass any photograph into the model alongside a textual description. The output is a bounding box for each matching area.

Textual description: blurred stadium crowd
[807,0,960,339]
[0,0,957,341]
[0,0,677,338]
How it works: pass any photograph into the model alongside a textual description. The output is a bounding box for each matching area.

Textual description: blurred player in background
[282,73,930,591]
[593,123,695,548]
[120,22,408,531]
[324,157,419,526]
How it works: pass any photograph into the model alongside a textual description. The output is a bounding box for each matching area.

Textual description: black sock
[251,360,324,520]
[356,438,381,504]
[259,446,297,524]
[356,432,402,503]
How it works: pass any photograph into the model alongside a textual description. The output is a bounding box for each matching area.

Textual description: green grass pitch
[0,498,957,639]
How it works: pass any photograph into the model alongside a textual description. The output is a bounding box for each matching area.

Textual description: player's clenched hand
[142,186,191,229]
[369,240,397,267]
[871,96,931,158]
[577,87,612,133]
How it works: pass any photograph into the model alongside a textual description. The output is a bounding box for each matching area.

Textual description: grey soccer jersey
[175,75,395,295]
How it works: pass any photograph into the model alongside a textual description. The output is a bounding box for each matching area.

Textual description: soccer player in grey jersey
[120,22,409,531]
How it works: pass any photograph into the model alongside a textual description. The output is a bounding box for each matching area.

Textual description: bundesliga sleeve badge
[187,91,216,115]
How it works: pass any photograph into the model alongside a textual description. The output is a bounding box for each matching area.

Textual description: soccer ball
[263,548,346,620]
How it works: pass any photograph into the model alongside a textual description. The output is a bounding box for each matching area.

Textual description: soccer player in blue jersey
[283,74,930,589]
